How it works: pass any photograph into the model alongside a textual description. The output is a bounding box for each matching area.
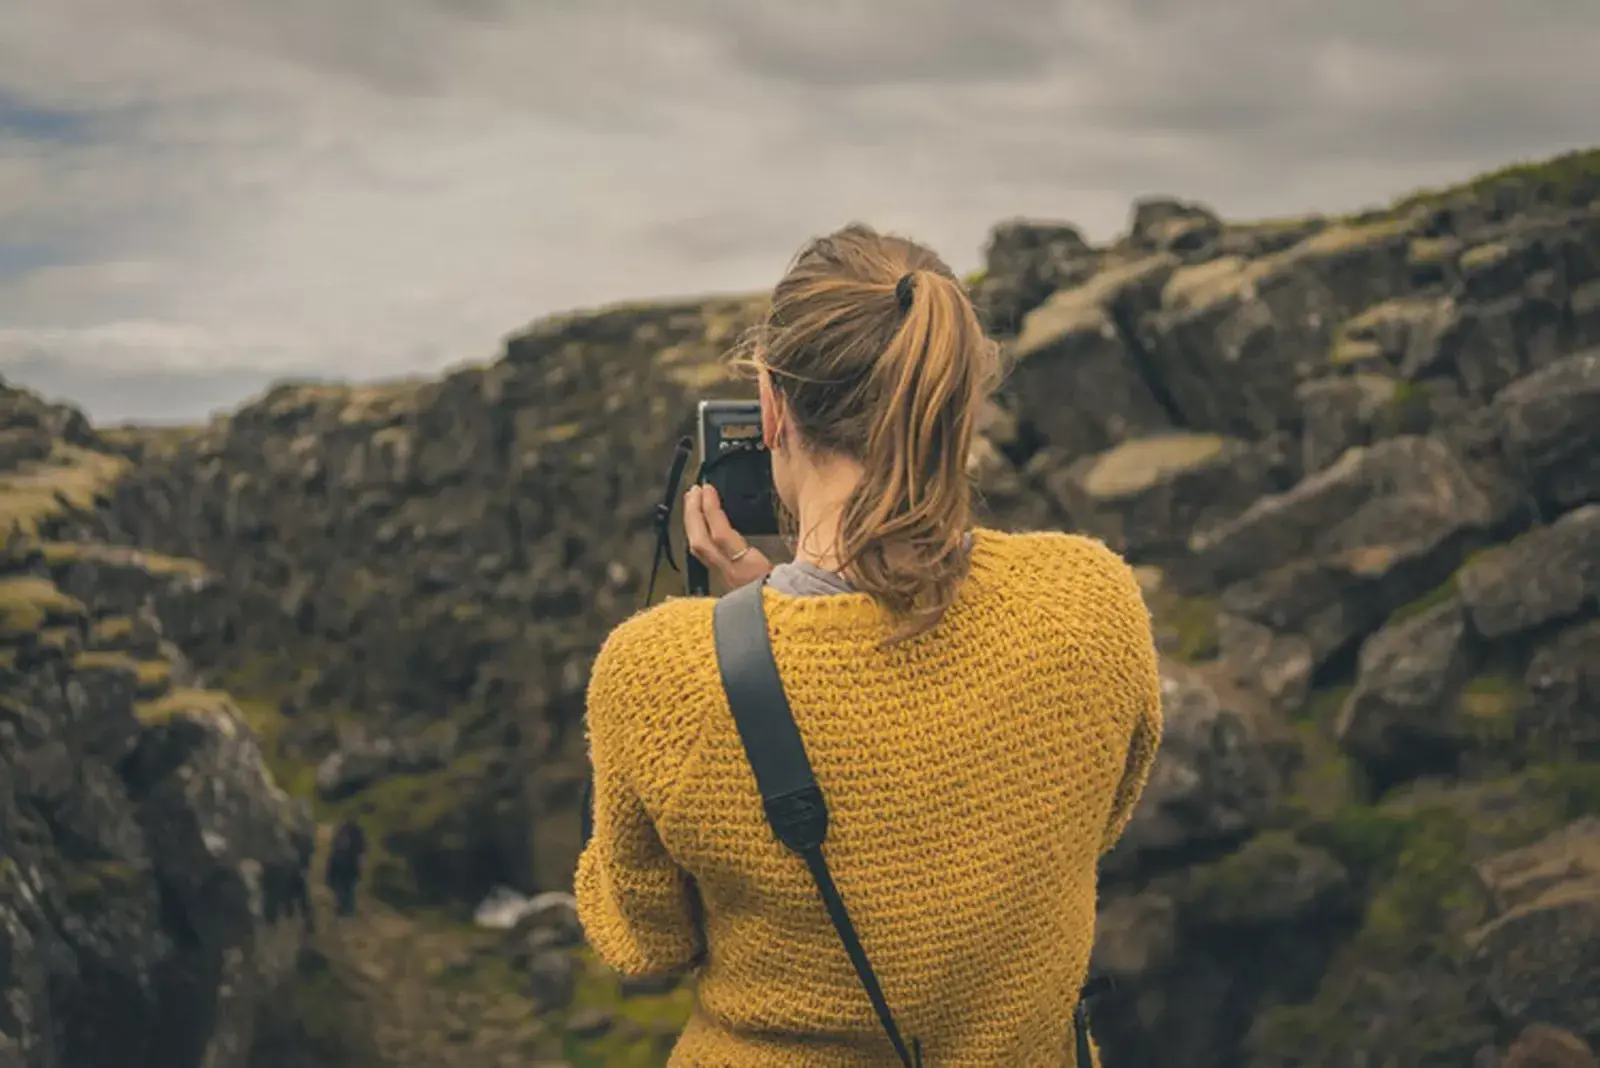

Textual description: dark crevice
[998,414,1048,469]
[1109,299,1190,430]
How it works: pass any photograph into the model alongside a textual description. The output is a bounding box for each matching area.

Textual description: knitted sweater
[575,527,1163,1066]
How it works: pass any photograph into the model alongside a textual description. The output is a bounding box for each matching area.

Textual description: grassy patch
[134,687,237,726]
[61,859,145,912]
[1392,146,1600,214]
[0,576,85,640]
[1255,766,1600,1064]
[39,540,207,578]
[0,445,129,537]
[1384,576,1458,627]
[559,949,694,1068]
[1163,594,1220,663]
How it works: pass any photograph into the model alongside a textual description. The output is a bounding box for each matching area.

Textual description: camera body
[696,400,778,538]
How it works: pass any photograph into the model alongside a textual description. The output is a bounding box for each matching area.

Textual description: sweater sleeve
[1084,543,1166,856]
[574,611,706,977]
[1101,676,1162,855]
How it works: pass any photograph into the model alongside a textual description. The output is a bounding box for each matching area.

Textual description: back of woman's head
[740,222,1000,641]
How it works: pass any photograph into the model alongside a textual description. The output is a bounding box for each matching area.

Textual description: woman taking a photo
[576,222,1163,1066]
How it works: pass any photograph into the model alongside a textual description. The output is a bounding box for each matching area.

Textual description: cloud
[0,0,1596,423]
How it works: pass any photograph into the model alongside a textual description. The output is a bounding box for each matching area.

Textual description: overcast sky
[1,1,1595,424]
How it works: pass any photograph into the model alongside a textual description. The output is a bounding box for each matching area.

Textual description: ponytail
[745,224,999,641]
[836,270,988,640]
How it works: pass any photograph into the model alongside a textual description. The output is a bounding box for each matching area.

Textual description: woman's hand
[684,484,772,590]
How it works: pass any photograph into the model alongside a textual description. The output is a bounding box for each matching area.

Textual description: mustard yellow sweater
[575,528,1163,1066]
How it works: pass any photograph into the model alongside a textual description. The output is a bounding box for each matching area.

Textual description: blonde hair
[732,223,1000,641]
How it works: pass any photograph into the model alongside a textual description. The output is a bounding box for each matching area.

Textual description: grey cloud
[669,0,1072,88]
[2,0,1599,424]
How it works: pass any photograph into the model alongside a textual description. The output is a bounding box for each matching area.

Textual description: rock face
[8,148,1599,1068]
[0,379,310,1068]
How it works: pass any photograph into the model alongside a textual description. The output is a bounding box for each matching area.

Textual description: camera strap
[645,436,696,606]
[715,579,1112,1067]
[713,579,923,1068]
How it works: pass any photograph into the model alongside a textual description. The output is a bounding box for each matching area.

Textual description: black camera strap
[714,579,1111,1067]
[714,579,923,1068]
[645,436,696,606]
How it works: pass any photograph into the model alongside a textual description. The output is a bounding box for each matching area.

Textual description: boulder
[1127,197,1224,261]
[1004,254,1179,457]
[1102,660,1290,878]
[1493,348,1600,510]
[1524,620,1600,752]
[1179,831,1352,929]
[1456,505,1600,639]
[1469,819,1600,1037]
[1335,597,1476,767]
[1138,218,1415,435]
[1043,432,1285,567]
[1502,1025,1598,1068]
[971,219,1099,336]
[1295,373,1415,474]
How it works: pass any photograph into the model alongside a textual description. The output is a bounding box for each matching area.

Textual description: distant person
[325,817,367,918]
[575,223,1163,1065]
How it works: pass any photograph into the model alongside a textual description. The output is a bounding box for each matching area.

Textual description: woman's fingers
[684,484,771,589]
[698,484,751,560]
[683,486,725,567]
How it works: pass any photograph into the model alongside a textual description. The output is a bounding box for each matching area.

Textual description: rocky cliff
[16,146,1600,1067]
[0,381,314,1067]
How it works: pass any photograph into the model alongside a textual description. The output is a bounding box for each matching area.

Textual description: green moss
[261,954,385,1068]
[327,752,498,907]
[61,859,144,911]
[135,687,236,725]
[559,948,694,1068]
[1257,768,1600,1064]
[89,615,134,644]
[133,659,173,698]
[39,541,206,578]
[1301,685,1353,729]
[0,576,84,640]
[1384,576,1458,627]
[1328,337,1383,366]
[1406,237,1456,267]
[71,650,138,675]
[1392,146,1600,214]
[1457,673,1527,745]
[1527,760,1600,819]
[1459,241,1511,273]
[1164,594,1219,663]
[963,268,988,288]
[0,446,130,536]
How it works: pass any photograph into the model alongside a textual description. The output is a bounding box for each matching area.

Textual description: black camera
[695,400,778,538]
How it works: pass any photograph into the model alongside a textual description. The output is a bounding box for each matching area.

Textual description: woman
[575,223,1163,1066]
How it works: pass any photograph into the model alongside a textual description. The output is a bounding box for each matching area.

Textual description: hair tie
[894,272,916,314]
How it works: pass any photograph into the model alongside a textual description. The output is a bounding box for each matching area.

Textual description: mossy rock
[1392,146,1600,214]
[1460,241,1513,273]
[60,859,147,912]
[0,445,129,536]
[557,948,694,1068]
[1146,587,1220,664]
[1252,766,1600,1066]
[134,687,238,726]
[0,576,86,640]
[39,540,206,578]
[330,751,511,908]
[1384,575,1459,627]
[1279,716,1362,827]
[1081,433,1228,499]
[1455,672,1529,747]
[1181,830,1352,928]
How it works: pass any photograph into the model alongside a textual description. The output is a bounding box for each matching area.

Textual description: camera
[695,400,778,538]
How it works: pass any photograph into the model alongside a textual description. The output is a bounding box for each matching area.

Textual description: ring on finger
[728,545,751,562]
